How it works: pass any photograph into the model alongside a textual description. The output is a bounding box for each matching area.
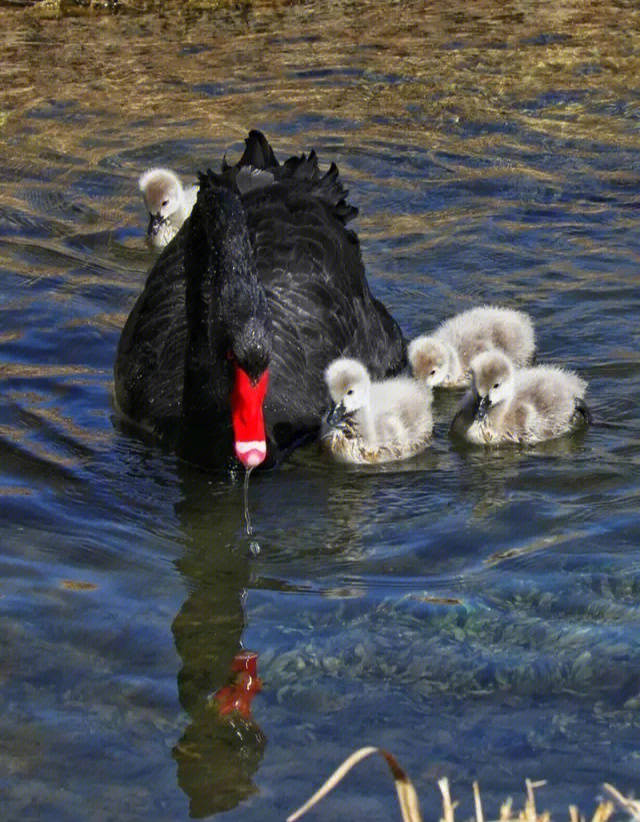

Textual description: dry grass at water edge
[26,0,297,13]
[287,747,640,822]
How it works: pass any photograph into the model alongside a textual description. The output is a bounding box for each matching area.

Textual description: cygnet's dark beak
[147,211,165,238]
[327,401,346,426]
[476,396,491,421]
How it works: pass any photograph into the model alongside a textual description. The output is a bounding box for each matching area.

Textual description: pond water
[1,1,640,820]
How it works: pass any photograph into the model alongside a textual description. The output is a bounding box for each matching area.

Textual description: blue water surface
[0,2,639,820]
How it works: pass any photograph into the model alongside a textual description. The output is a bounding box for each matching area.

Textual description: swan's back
[438,305,535,368]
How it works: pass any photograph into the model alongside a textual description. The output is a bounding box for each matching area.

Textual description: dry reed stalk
[500,798,514,821]
[287,746,422,822]
[473,781,485,822]
[593,803,615,822]
[439,777,457,822]
[287,746,635,822]
[603,785,640,821]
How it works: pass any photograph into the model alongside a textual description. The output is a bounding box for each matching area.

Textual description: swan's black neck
[183,177,270,425]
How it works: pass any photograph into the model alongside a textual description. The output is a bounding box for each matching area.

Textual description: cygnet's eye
[493,382,500,389]
[430,369,437,376]
[346,389,354,395]
[162,199,169,207]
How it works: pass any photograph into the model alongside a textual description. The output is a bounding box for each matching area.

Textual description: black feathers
[114,130,406,468]
[222,129,280,173]
[215,130,357,225]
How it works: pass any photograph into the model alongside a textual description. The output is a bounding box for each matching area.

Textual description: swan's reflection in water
[167,449,438,818]
[171,468,266,817]
[130,425,592,819]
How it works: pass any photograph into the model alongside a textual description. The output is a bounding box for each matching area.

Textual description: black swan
[114,130,407,469]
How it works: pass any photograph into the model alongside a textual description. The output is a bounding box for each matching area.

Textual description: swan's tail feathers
[216,132,358,224]
[282,150,320,181]
[238,129,280,170]
[316,161,358,224]
[574,397,593,425]
[333,200,359,224]
[281,153,358,223]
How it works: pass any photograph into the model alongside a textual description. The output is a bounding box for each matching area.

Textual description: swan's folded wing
[114,232,187,428]
[248,185,405,385]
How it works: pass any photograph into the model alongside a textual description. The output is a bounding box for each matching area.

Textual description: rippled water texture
[1,1,640,819]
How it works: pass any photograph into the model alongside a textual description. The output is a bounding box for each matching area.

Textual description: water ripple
[0,2,639,820]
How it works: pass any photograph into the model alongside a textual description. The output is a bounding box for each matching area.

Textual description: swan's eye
[493,382,500,389]
[162,199,169,207]
[346,389,354,395]
[430,369,437,376]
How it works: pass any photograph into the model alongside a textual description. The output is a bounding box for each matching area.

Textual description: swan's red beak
[230,365,269,468]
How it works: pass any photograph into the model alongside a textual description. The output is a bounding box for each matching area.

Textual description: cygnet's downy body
[451,350,591,445]
[321,358,433,464]
[139,168,198,248]
[408,305,536,388]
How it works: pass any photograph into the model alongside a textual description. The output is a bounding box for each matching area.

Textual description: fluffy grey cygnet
[450,350,591,445]
[139,168,198,248]
[321,358,433,464]
[408,305,536,388]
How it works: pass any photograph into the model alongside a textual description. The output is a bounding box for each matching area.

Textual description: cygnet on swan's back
[408,305,536,387]
[450,350,591,445]
[321,358,433,464]
[139,168,198,248]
